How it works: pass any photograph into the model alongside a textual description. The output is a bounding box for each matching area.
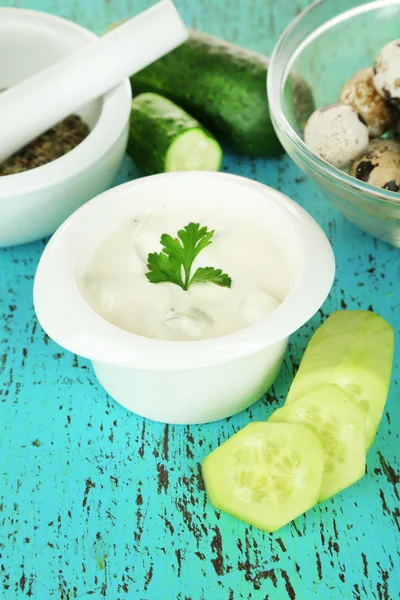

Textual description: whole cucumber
[128,93,223,175]
[130,30,282,158]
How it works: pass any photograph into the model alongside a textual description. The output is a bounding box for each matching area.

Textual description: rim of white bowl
[267,0,400,208]
[33,172,335,371]
[0,8,131,196]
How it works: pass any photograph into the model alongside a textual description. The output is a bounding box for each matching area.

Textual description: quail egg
[373,40,400,105]
[339,67,397,136]
[350,149,400,192]
[304,104,369,169]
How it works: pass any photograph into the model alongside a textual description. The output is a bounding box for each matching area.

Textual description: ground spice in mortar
[0,115,90,176]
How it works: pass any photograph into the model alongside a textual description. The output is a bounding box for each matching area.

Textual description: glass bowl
[268,0,400,247]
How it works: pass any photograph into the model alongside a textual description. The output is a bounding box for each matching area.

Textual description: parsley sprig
[146,222,232,291]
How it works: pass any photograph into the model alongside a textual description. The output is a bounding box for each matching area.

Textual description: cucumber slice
[202,422,324,532]
[128,93,223,175]
[165,128,222,172]
[269,384,366,502]
[286,311,394,449]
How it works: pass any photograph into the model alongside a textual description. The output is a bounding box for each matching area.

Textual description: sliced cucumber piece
[165,128,222,172]
[269,384,366,502]
[128,93,223,175]
[202,421,324,532]
[286,311,394,449]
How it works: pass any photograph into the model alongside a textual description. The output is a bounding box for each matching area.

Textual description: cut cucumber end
[270,384,366,502]
[165,128,223,172]
[202,421,324,533]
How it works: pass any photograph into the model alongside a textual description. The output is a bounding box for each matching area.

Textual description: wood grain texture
[1,0,399,599]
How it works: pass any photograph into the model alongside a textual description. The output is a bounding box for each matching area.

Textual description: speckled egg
[304,104,369,169]
[339,67,397,136]
[373,40,400,105]
[350,149,400,192]
[367,137,400,155]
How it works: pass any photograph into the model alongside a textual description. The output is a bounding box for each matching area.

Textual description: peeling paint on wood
[1,0,400,598]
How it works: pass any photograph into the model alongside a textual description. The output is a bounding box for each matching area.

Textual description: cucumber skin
[127,93,218,175]
[286,310,394,449]
[130,29,283,158]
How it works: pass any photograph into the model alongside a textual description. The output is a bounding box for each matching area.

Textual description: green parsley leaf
[146,252,184,288]
[190,267,232,288]
[146,222,232,291]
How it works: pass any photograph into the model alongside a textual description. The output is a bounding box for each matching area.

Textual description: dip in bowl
[33,172,334,424]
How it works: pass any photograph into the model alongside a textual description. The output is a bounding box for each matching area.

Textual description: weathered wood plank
[0,0,399,598]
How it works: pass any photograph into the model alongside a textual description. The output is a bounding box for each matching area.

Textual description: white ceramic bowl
[0,8,132,247]
[33,172,335,424]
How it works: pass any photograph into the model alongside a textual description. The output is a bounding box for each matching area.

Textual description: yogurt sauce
[82,208,291,341]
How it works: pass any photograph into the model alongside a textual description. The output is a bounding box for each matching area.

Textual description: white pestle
[0,0,188,164]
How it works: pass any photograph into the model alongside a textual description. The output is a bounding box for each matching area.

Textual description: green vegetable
[127,93,223,175]
[202,421,324,533]
[146,222,231,291]
[201,310,393,531]
[130,29,284,158]
[286,311,394,449]
[269,384,366,502]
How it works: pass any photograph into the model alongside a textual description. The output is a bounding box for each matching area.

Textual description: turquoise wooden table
[1,1,399,598]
